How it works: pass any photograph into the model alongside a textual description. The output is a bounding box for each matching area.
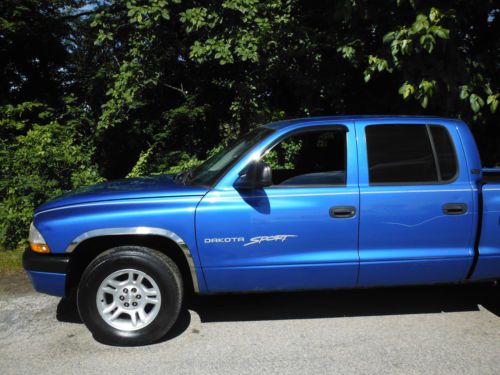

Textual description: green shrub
[0,100,103,248]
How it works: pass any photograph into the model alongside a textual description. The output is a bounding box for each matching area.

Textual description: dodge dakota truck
[23,116,500,345]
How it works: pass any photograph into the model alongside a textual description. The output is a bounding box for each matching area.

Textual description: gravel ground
[0,273,499,375]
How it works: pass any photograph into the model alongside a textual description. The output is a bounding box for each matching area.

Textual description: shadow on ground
[56,283,499,342]
[188,283,500,322]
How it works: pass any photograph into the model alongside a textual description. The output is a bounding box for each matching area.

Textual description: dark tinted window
[366,125,437,184]
[262,129,346,186]
[430,125,457,181]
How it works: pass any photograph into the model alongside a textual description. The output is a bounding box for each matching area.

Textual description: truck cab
[23,116,500,345]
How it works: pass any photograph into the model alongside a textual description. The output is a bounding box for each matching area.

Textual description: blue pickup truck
[23,116,500,345]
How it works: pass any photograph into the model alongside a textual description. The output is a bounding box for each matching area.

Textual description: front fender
[33,196,206,292]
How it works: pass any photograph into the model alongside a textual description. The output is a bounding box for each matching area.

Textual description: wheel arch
[66,227,200,295]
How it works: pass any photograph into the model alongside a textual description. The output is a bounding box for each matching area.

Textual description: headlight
[29,223,50,253]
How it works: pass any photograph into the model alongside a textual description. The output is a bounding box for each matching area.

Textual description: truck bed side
[471,170,500,280]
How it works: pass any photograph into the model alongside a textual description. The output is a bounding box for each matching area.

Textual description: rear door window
[365,124,457,184]
[366,124,437,184]
[429,125,458,181]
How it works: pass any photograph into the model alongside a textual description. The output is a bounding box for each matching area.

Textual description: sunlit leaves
[417,79,436,108]
[181,0,289,65]
[419,34,435,53]
[459,85,471,100]
[126,0,172,26]
[486,94,499,114]
[399,80,436,108]
[429,7,442,23]
[364,55,391,82]
[337,45,357,65]
[365,5,497,115]
[235,34,259,62]
[0,100,102,247]
[399,82,415,99]
[429,25,449,40]
[180,7,216,32]
[411,14,430,33]
[469,94,485,113]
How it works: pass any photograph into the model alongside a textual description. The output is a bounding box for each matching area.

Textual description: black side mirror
[234,160,273,189]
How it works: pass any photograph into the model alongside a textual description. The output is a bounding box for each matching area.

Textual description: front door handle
[329,206,356,218]
[442,203,468,215]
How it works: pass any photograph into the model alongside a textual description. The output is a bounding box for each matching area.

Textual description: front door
[196,123,360,292]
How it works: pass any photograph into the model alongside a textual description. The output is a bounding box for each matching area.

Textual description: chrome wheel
[96,269,162,331]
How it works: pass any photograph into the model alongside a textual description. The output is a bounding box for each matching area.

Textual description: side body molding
[65,227,200,293]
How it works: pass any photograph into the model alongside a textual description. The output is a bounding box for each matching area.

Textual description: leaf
[382,32,396,44]
[459,85,470,100]
[337,45,356,61]
[411,14,429,33]
[419,34,435,53]
[469,94,485,113]
[429,26,450,39]
[419,79,436,94]
[486,94,499,113]
[420,95,429,108]
[398,82,415,99]
[400,39,412,55]
[429,7,441,23]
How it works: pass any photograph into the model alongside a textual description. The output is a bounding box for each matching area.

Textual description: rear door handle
[442,203,468,215]
[329,206,356,218]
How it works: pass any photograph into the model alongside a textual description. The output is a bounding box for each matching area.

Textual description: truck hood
[35,174,208,213]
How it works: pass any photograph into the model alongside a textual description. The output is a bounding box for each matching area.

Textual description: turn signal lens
[30,243,51,253]
[29,223,50,253]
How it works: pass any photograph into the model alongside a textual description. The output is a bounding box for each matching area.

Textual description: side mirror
[234,160,273,189]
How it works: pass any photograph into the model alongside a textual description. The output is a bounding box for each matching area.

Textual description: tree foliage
[0,0,499,247]
[0,98,102,245]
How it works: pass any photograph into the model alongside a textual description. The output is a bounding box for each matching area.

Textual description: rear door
[357,119,475,286]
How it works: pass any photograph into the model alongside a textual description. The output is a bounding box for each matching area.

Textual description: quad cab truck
[23,116,500,345]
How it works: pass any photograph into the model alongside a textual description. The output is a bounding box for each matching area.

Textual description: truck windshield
[186,127,274,187]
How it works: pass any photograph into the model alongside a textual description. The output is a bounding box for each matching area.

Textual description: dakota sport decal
[204,235,298,247]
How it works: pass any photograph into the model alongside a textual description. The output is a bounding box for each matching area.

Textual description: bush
[0,100,103,248]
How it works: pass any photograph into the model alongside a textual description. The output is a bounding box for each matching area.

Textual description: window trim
[365,123,459,187]
[428,124,460,183]
[259,125,349,189]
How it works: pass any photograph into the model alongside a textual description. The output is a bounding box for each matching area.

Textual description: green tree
[0,98,102,247]
[0,0,499,248]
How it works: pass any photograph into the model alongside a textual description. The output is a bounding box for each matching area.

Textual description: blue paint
[24,116,500,297]
[26,270,67,297]
[473,184,500,279]
[35,174,208,214]
[355,118,476,285]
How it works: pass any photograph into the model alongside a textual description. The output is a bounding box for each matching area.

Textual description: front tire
[77,246,183,346]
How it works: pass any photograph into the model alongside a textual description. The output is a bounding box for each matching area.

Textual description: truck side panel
[356,119,476,286]
[197,121,360,292]
[471,183,500,280]
[33,196,209,293]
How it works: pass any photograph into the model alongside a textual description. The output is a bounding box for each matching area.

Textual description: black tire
[77,246,183,346]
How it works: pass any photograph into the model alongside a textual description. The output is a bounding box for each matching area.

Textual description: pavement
[0,272,499,375]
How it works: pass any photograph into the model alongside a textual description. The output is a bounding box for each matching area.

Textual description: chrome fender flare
[66,227,200,292]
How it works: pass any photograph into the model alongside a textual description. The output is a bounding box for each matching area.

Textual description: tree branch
[62,10,99,20]
[164,83,188,97]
